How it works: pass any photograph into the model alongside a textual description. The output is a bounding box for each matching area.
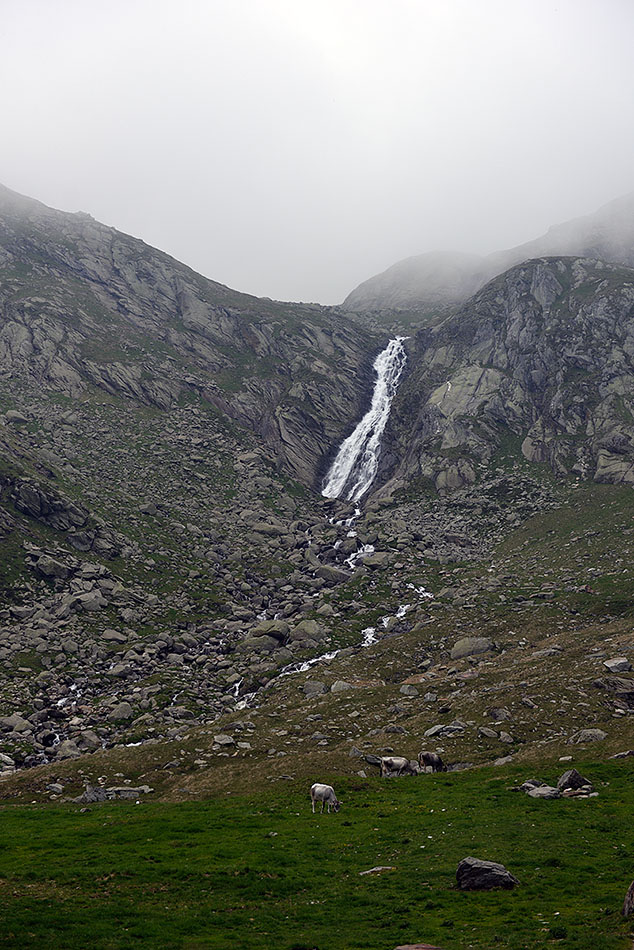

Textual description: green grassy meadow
[2,759,633,949]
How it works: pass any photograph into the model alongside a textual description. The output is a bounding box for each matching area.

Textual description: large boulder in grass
[527,785,561,800]
[557,768,592,792]
[456,856,519,890]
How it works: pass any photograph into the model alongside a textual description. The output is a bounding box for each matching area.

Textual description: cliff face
[342,192,634,317]
[379,257,634,494]
[0,184,379,488]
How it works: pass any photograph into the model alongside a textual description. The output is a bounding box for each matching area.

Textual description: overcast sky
[3,0,634,303]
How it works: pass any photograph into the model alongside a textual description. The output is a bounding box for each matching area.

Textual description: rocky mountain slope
[1,185,634,798]
[0,183,379,487]
[379,256,634,495]
[343,192,634,318]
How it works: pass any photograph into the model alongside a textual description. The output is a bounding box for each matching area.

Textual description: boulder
[362,552,390,568]
[331,680,354,693]
[249,619,290,641]
[456,856,519,890]
[557,768,592,792]
[5,410,28,425]
[76,590,108,611]
[603,657,632,674]
[568,728,607,744]
[303,680,327,697]
[623,880,634,917]
[289,619,326,642]
[35,555,73,579]
[527,785,561,799]
[237,635,279,654]
[76,784,108,803]
[56,739,81,759]
[400,684,419,697]
[76,730,101,751]
[102,629,128,644]
[108,702,134,721]
[450,637,494,660]
[315,565,350,584]
[0,714,32,734]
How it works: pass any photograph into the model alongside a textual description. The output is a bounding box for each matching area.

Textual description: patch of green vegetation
[0,759,632,948]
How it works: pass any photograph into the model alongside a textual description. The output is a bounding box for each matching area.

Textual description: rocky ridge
[343,192,634,317]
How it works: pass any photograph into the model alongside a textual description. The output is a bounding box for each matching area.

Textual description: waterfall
[322,336,408,502]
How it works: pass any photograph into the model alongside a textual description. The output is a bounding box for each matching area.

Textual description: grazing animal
[418,751,447,773]
[310,782,341,813]
[380,755,419,777]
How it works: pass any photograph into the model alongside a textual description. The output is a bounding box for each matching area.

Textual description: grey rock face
[384,257,634,496]
[456,856,519,890]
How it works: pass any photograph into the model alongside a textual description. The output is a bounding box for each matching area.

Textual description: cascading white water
[322,336,408,502]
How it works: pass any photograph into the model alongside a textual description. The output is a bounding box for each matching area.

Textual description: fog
[3,0,634,304]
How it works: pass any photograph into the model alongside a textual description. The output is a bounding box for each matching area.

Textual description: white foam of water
[407,583,434,600]
[344,543,375,569]
[322,337,408,502]
[361,626,378,646]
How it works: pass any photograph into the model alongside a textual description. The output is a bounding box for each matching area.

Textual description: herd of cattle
[310,750,446,813]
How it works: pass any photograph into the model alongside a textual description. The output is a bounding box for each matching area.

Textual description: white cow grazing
[380,755,419,777]
[310,782,341,813]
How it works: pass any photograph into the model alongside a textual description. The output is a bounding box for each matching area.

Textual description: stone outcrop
[381,257,634,494]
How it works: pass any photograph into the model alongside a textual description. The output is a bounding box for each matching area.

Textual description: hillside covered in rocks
[0,185,634,798]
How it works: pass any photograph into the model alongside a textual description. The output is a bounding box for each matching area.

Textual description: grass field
[1,758,633,949]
